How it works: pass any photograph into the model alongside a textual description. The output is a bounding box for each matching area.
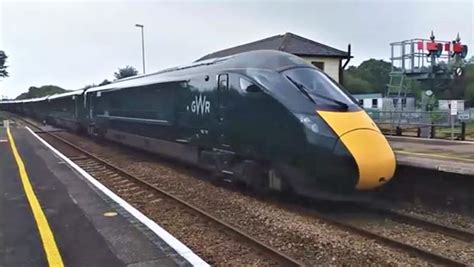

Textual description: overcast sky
[0,0,472,98]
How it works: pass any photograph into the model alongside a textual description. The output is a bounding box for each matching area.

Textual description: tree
[99,79,111,86]
[343,59,391,94]
[82,84,97,90]
[0,50,8,78]
[16,85,67,100]
[343,73,373,94]
[465,83,474,106]
[468,56,474,64]
[114,65,138,80]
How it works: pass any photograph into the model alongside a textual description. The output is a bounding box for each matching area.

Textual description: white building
[196,32,351,84]
[353,93,416,111]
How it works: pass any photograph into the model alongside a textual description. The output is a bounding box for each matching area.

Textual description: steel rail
[367,206,474,243]
[290,205,468,267]
[12,115,303,267]
[12,114,469,266]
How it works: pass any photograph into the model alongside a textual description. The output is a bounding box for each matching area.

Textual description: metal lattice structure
[385,32,468,135]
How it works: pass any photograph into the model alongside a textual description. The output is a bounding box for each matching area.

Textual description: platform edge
[25,126,210,267]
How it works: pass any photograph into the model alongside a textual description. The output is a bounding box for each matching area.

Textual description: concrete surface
[387,136,474,176]
[0,125,194,267]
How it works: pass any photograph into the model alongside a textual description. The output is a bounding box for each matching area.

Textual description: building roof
[354,93,417,99]
[352,93,383,99]
[197,32,350,61]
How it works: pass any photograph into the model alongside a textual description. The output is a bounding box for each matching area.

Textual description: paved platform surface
[387,136,474,176]
[0,125,200,267]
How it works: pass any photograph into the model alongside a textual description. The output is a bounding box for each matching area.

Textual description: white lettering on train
[187,94,211,115]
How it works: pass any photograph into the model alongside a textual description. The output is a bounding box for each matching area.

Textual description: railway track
[11,117,302,266]
[366,205,474,243]
[10,114,474,266]
[298,203,473,267]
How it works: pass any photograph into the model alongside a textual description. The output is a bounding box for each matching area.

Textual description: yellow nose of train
[318,110,396,190]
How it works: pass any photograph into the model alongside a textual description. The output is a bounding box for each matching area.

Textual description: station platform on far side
[0,124,208,267]
[387,136,474,176]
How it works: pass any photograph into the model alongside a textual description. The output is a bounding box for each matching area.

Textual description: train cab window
[239,78,261,93]
[283,67,357,110]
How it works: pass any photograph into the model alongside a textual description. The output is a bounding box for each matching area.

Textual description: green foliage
[464,63,474,81]
[465,83,474,106]
[343,58,474,106]
[0,50,8,78]
[99,79,111,86]
[344,59,391,94]
[16,85,67,100]
[445,63,474,106]
[114,65,138,80]
[82,84,97,90]
[343,73,373,94]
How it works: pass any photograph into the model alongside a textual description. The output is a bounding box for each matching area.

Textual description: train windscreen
[283,67,359,111]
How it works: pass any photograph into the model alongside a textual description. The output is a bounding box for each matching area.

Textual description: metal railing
[365,109,470,140]
[367,109,457,127]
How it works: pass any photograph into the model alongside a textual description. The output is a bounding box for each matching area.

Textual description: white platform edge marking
[25,126,210,267]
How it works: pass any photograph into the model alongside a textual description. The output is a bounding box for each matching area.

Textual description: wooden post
[461,122,466,141]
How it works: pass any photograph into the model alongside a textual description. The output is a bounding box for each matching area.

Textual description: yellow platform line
[7,127,64,267]
[395,150,474,163]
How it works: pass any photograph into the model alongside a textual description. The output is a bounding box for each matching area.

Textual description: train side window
[239,78,261,93]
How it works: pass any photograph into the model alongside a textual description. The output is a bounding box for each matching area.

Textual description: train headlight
[296,114,319,134]
[294,113,336,147]
[310,123,319,133]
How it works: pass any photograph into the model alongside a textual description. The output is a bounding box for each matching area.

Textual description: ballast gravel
[55,132,433,266]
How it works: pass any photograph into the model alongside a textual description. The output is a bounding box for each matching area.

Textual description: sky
[0,0,473,98]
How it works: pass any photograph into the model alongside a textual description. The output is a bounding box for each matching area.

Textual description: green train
[0,50,396,198]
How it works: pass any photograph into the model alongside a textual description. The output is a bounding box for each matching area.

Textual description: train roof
[85,50,308,94]
[0,96,48,104]
[0,89,84,104]
[47,89,85,100]
[1,50,311,102]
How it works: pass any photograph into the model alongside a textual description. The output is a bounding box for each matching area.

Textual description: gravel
[49,131,436,266]
[395,203,474,233]
[332,211,474,265]
[74,158,281,266]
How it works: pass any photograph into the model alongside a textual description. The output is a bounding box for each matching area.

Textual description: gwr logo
[187,94,211,115]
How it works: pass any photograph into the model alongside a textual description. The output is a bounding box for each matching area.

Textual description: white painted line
[25,126,209,267]
[0,139,8,143]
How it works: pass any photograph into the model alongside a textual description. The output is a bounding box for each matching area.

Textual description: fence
[365,109,470,140]
[366,110,458,126]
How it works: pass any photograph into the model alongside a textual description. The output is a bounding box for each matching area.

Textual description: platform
[0,125,207,267]
[387,136,474,176]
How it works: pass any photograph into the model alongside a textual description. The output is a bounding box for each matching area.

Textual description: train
[0,50,396,199]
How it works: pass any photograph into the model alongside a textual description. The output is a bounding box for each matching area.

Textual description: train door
[217,74,231,148]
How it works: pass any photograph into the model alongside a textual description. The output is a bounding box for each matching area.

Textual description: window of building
[358,99,363,106]
[401,98,407,108]
[372,98,378,108]
[392,98,399,107]
[311,61,325,71]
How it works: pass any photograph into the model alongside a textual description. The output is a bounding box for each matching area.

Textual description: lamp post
[135,24,146,74]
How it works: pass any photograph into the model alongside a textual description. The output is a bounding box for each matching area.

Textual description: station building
[197,32,352,84]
